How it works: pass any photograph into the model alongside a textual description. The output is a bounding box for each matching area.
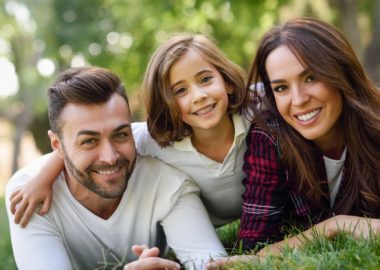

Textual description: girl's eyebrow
[270,69,309,84]
[171,68,214,89]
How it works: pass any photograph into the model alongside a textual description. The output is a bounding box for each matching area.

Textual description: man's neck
[64,170,121,219]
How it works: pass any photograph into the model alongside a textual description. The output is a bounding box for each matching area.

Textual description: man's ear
[48,130,64,158]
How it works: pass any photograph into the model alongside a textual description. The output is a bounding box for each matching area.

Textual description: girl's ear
[48,130,64,158]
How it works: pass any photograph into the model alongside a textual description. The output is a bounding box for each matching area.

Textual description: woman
[238,16,380,255]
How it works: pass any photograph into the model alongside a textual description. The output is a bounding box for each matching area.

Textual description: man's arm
[161,181,227,270]
[5,158,72,270]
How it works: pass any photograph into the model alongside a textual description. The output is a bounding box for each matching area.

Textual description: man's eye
[82,138,97,145]
[114,132,128,140]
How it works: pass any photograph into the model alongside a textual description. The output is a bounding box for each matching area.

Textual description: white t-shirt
[6,154,226,270]
[323,148,347,207]
[132,114,249,226]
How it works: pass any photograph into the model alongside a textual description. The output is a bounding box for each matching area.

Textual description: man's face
[51,93,136,199]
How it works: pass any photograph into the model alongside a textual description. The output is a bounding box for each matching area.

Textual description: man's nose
[98,141,119,165]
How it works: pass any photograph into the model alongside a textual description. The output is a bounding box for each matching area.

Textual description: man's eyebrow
[76,124,130,137]
[77,130,99,137]
[113,123,131,133]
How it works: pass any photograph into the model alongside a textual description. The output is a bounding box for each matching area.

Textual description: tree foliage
[0,0,379,170]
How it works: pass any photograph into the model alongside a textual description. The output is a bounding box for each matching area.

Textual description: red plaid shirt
[239,123,349,250]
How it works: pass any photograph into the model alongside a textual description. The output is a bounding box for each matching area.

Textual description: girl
[239,17,380,254]
[10,33,250,228]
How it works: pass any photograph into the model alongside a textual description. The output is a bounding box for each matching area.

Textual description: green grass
[0,196,17,270]
[217,223,380,270]
[2,201,379,270]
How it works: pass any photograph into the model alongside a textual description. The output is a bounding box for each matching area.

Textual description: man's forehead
[59,94,132,135]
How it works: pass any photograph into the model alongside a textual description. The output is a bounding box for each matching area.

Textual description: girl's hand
[9,180,53,228]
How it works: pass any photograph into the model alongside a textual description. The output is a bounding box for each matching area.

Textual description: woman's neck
[191,114,234,163]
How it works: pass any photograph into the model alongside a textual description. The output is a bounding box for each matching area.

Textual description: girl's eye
[200,76,212,84]
[174,87,187,96]
[272,85,287,93]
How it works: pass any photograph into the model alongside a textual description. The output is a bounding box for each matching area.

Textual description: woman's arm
[257,215,380,257]
[10,151,64,227]
[239,126,288,249]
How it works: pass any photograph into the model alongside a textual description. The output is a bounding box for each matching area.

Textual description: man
[5,67,226,270]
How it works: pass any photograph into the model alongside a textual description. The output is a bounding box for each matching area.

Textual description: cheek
[273,95,288,119]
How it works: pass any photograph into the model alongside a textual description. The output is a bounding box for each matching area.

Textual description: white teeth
[194,104,215,116]
[296,109,321,121]
[96,168,118,175]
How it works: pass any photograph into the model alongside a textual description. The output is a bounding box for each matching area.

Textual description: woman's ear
[48,130,64,158]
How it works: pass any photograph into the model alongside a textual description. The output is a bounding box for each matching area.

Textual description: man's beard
[62,144,136,199]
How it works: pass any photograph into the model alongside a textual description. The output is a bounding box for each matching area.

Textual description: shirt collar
[172,113,248,152]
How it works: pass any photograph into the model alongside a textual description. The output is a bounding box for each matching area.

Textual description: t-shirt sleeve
[160,179,227,270]
[132,122,162,158]
[5,158,72,270]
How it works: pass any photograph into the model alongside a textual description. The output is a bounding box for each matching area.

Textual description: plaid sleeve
[239,126,288,250]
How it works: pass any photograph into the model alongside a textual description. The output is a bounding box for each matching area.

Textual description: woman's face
[265,45,343,151]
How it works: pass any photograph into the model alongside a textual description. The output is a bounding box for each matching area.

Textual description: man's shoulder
[5,154,53,198]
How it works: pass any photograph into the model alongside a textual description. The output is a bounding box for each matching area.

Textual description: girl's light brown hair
[245,17,380,217]
[141,33,246,147]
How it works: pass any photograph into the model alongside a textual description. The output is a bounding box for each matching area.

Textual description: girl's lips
[192,103,216,116]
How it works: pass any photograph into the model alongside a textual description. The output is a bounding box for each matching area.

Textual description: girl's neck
[191,114,234,163]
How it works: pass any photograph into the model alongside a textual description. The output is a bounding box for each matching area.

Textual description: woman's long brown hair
[244,17,380,217]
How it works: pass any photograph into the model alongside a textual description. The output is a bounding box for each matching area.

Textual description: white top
[132,114,249,226]
[323,148,347,207]
[6,154,226,270]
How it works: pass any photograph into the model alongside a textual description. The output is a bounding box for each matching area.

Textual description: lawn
[216,220,380,270]
[0,196,17,270]
[2,200,379,270]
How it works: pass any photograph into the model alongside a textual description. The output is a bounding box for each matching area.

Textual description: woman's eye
[305,74,315,83]
[273,85,287,92]
[174,87,187,96]
[200,76,212,84]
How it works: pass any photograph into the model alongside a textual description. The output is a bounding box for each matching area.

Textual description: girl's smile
[169,48,231,133]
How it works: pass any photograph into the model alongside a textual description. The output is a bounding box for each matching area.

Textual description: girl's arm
[257,215,380,257]
[10,151,64,228]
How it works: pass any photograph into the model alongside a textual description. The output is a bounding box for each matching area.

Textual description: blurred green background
[1,0,379,268]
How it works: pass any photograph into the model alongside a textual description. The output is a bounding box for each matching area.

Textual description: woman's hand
[324,215,380,239]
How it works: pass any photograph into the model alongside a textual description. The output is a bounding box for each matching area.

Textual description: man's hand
[123,245,181,270]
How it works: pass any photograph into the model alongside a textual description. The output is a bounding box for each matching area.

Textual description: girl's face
[265,45,343,151]
[169,49,231,134]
